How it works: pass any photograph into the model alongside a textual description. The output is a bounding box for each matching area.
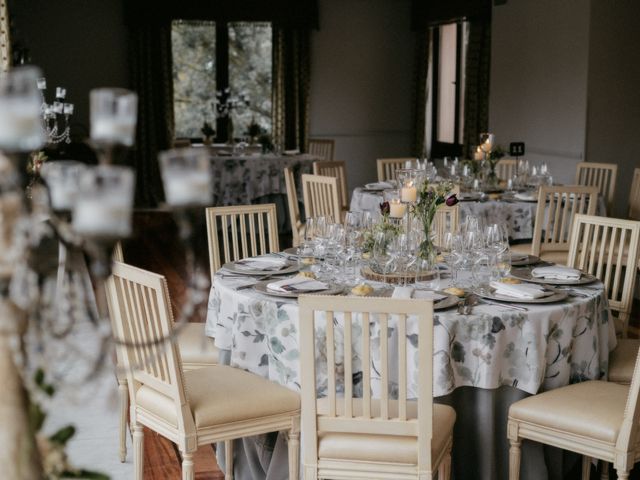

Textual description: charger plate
[222,260,299,276]
[475,286,568,304]
[510,254,540,266]
[253,279,343,298]
[510,268,598,286]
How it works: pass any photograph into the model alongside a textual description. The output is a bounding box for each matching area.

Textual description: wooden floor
[123,210,640,479]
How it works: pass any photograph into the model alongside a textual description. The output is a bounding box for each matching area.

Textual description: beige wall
[489,0,591,185]
[309,0,415,191]
[585,0,640,218]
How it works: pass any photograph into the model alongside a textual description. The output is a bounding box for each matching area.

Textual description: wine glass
[479,133,495,154]
[372,230,395,283]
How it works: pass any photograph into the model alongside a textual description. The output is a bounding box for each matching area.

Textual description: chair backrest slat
[376,158,413,182]
[301,174,341,223]
[496,158,516,182]
[299,295,435,472]
[531,185,598,256]
[313,160,348,210]
[575,162,617,214]
[567,214,640,337]
[308,138,335,161]
[284,167,303,246]
[206,204,280,279]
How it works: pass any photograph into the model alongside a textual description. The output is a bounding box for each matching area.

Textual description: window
[428,21,469,158]
[171,20,272,140]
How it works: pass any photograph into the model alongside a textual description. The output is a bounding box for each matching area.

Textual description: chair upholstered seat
[509,381,628,445]
[317,403,456,465]
[136,365,301,429]
[177,323,219,369]
[609,339,640,385]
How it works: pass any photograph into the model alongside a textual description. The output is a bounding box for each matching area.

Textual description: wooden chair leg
[581,456,591,480]
[118,379,128,463]
[509,439,521,480]
[225,440,233,480]
[182,452,194,480]
[132,424,144,480]
[288,427,301,480]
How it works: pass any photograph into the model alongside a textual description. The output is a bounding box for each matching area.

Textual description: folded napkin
[364,181,393,190]
[413,290,447,301]
[514,192,537,201]
[490,281,551,299]
[234,257,287,271]
[267,276,328,293]
[391,286,414,299]
[531,266,581,280]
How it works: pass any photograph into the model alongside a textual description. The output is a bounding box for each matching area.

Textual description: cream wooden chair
[299,295,455,480]
[301,174,342,224]
[284,167,305,248]
[628,168,640,221]
[508,344,640,480]
[377,158,413,182]
[511,185,598,265]
[567,214,640,338]
[205,203,280,277]
[109,245,219,463]
[313,160,348,211]
[308,138,335,161]
[575,162,618,214]
[107,262,300,480]
[433,205,459,248]
[495,158,516,182]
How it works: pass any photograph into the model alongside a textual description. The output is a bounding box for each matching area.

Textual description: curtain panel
[462,19,491,158]
[272,26,311,152]
[412,31,430,158]
[128,22,174,207]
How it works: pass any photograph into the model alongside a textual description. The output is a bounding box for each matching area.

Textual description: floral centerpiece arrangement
[485,145,506,186]
[362,201,402,255]
[411,180,458,260]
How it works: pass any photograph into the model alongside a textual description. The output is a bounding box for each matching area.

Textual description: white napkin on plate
[365,181,393,190]
[531,266,581,280]
[391,286,414,299]
[267,276,328,293]
[514,192,537,201]
[234,257,287,271]
[490,281,551,299]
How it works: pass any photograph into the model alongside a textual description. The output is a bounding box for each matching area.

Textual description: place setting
[221,255,300,276]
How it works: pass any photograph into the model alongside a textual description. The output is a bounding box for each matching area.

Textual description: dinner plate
[364,182,394,191]
[222,260,300,276]
[509,268,598,286]
[458,192,482,201]
[430,292,460,310]
[283,247,300,257]
[253,280,344,298]
[475,286,568,304]
[510,254,540,266]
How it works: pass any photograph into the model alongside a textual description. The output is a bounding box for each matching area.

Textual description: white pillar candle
[401,185,417,203]
[91,117,136,146]
[474,147,483,161]
[73,199,132,238]
[163,172,212,206]
[389,200,406,218]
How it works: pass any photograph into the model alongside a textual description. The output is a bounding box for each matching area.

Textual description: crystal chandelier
[36,77,74,144]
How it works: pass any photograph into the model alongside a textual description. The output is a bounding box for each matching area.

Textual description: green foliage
[49,426,76,446]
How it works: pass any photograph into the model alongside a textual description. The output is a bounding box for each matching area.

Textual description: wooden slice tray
[361,266,438,285]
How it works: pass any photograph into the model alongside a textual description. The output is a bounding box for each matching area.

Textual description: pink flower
[445,194,458,207]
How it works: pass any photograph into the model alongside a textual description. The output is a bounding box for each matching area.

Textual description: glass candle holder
[0,66,46,152]
[72,165,135,239]
[383,189,406,218]
[396,168,421,203]
[158,148,212,206]
[479,133,495,153]
[90,88,138,147]
[41,160,87,211]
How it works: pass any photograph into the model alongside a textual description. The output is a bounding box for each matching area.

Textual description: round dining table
[205,254,615,480]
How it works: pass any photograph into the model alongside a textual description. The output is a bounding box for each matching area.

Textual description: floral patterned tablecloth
[205,265,615,398]
[210,153,316,206]
[350,187,537,240]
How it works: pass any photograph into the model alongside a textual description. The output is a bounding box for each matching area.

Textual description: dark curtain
[462,19,491,158]
[128,22,174,207]
[412,31,430,157]
[272,25,311,151]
